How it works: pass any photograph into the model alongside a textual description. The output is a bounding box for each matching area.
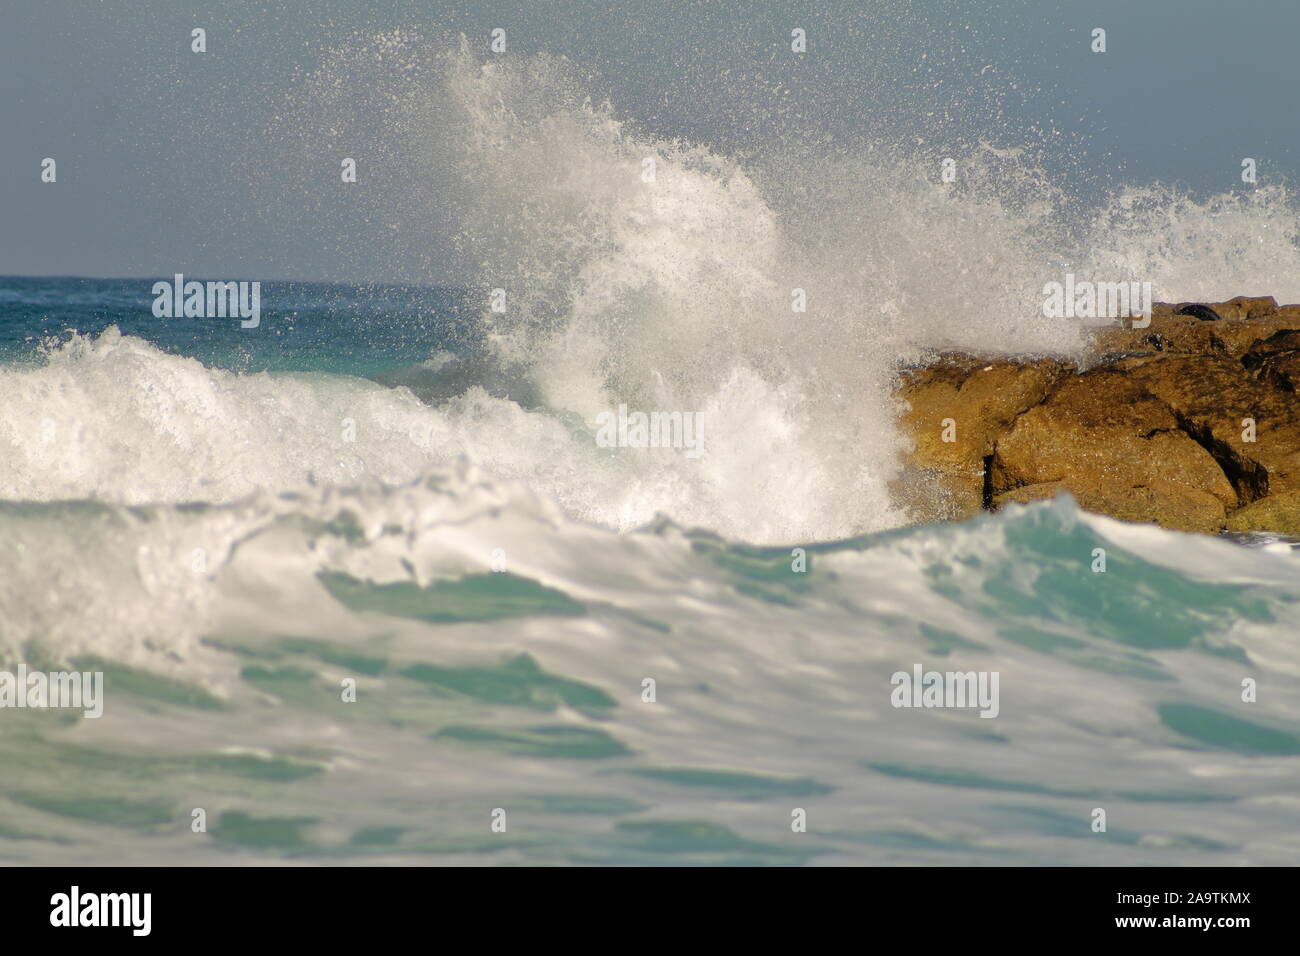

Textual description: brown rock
[895,355,1071,520]
[1242,329,1300,392]
[993,482,1228,534]
[1251,353,1300,393]
[1089,297,1300,359]
[1090,310,1225,358]
[892,298,1300,533]
[1204,295,1278,322]
[988,370,1237,518]
[1118,354,1300,498]
[1208,311,1300,356]
[1224,490,1300,535]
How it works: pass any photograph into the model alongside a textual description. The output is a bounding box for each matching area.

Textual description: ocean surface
[1,276,1299,867]
[4,40,1300,866]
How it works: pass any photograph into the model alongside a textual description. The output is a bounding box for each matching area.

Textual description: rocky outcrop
[893,357,1072,520]
[1225,489,1300,533]
[896,297,1300,533]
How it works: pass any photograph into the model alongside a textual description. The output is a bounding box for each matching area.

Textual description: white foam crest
[0,465,568,674]
[0,327,442,504]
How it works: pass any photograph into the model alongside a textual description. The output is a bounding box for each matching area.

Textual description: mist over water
[10,38,1298,543]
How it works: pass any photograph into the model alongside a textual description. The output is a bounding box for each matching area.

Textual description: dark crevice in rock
[1007,382,1058,421]
[1175,303,1224,322]
[981,454,995,511]
[1096,350,1159,363]
[1242,346,1300,393]
[1254,368,1298,393]
[1170,411,1269,506]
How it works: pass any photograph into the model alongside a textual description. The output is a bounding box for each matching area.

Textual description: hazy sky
[3,0,1297,283]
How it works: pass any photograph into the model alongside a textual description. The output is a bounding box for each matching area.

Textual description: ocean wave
[2,471,1298,864]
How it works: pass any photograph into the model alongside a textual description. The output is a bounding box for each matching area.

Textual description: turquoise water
[1,278,1298,866]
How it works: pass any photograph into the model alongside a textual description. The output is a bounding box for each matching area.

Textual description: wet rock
[1174,303,1223,322]
[994,483,1228,534]
[895,355,1072,521]
[1243,329,1300,392]
[1224,489,1300,535]
[1206,295,1278,322]
[988,371,1236,523]
[1118,354,1299,498]
[1090,310,1225,357]
[895,297,1300,533]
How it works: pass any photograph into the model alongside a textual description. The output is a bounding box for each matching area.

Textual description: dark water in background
[0,276,481,377]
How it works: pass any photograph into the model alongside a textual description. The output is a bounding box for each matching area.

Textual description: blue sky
[3,0,1296,282]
